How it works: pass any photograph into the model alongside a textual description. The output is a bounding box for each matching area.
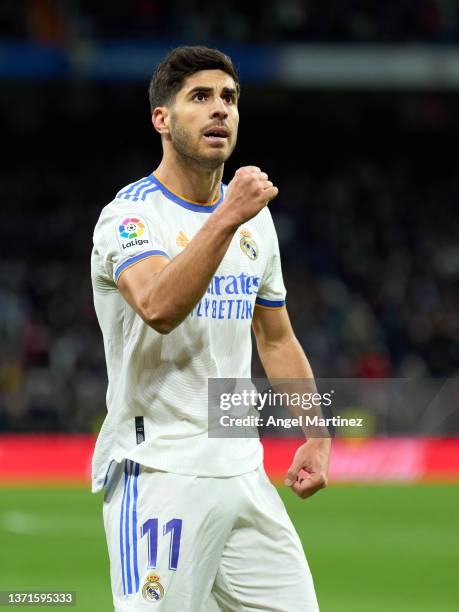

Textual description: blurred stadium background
[1,1,459,611]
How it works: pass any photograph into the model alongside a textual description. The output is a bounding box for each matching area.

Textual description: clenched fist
[219,166,279,228]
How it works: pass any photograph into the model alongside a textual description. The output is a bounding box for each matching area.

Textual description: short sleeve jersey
[91,173,286,492]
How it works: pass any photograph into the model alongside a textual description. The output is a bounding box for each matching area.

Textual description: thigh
[103,461,232,611]
[212,467,320,612]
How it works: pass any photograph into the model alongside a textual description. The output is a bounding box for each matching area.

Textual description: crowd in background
[1,0,459,44]
[1,81,459,432]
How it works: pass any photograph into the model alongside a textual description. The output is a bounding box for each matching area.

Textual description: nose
[210,97,228,120]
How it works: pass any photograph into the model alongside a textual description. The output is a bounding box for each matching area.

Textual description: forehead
[179,69,237,94]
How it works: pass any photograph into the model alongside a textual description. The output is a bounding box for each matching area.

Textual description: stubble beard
[169,119,236,170]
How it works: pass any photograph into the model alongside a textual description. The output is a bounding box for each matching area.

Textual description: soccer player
[91,45,330,611]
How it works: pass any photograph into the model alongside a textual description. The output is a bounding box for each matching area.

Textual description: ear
[152,106,170,135]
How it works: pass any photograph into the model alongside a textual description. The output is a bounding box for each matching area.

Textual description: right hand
[220,166,279,227]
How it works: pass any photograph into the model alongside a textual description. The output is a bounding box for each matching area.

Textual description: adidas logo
[176,231,189,247]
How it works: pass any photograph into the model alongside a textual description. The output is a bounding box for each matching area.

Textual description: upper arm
[93,203,171,327]
[117,254,169,322]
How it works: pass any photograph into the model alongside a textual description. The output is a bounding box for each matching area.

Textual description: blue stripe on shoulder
[116,176,159,202]
[116,175,154,199]
[116,177,151,199]
[140,186,160,201]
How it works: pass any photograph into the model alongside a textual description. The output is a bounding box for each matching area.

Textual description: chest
[154,207,269,284]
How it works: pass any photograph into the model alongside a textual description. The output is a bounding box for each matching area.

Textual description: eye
[194,92,207,102]
[223,94,235,104]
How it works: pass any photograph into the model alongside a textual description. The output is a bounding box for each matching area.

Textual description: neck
[154,155,223,204]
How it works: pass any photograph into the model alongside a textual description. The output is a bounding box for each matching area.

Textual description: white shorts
[103,461,319,611]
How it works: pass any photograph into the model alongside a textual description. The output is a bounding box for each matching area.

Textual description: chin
[201,151,228,169]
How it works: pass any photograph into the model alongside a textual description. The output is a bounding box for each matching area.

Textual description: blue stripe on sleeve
[114,250,170,283]
[255,297,286,308]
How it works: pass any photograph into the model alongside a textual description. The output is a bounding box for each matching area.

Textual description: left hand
[285,438,331,499]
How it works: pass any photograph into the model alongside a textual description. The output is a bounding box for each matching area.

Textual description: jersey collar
[151,172,224,213]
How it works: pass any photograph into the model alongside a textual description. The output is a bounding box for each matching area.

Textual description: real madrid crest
[239,228,258,260]
[142,573,165,602]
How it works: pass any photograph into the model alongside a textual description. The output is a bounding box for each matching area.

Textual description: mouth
[203,127,229,143]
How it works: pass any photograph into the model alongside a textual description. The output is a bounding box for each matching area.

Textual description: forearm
[142,208,237,332]
[257,334,314,380]
[257,334,330,441]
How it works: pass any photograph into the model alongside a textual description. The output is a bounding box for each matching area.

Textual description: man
[91,45,330,611]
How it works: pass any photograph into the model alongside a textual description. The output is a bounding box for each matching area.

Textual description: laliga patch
[117,216,151,251]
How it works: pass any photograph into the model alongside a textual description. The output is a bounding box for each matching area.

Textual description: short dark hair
[148,45,240,111]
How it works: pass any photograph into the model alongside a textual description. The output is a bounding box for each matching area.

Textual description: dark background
[2,0,459,432]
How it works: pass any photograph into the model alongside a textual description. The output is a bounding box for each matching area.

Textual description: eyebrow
[187,86,238,98]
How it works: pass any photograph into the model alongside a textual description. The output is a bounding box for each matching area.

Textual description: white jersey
[91,173,286,492]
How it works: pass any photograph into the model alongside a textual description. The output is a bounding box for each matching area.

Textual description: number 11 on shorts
[141,518,183,571]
